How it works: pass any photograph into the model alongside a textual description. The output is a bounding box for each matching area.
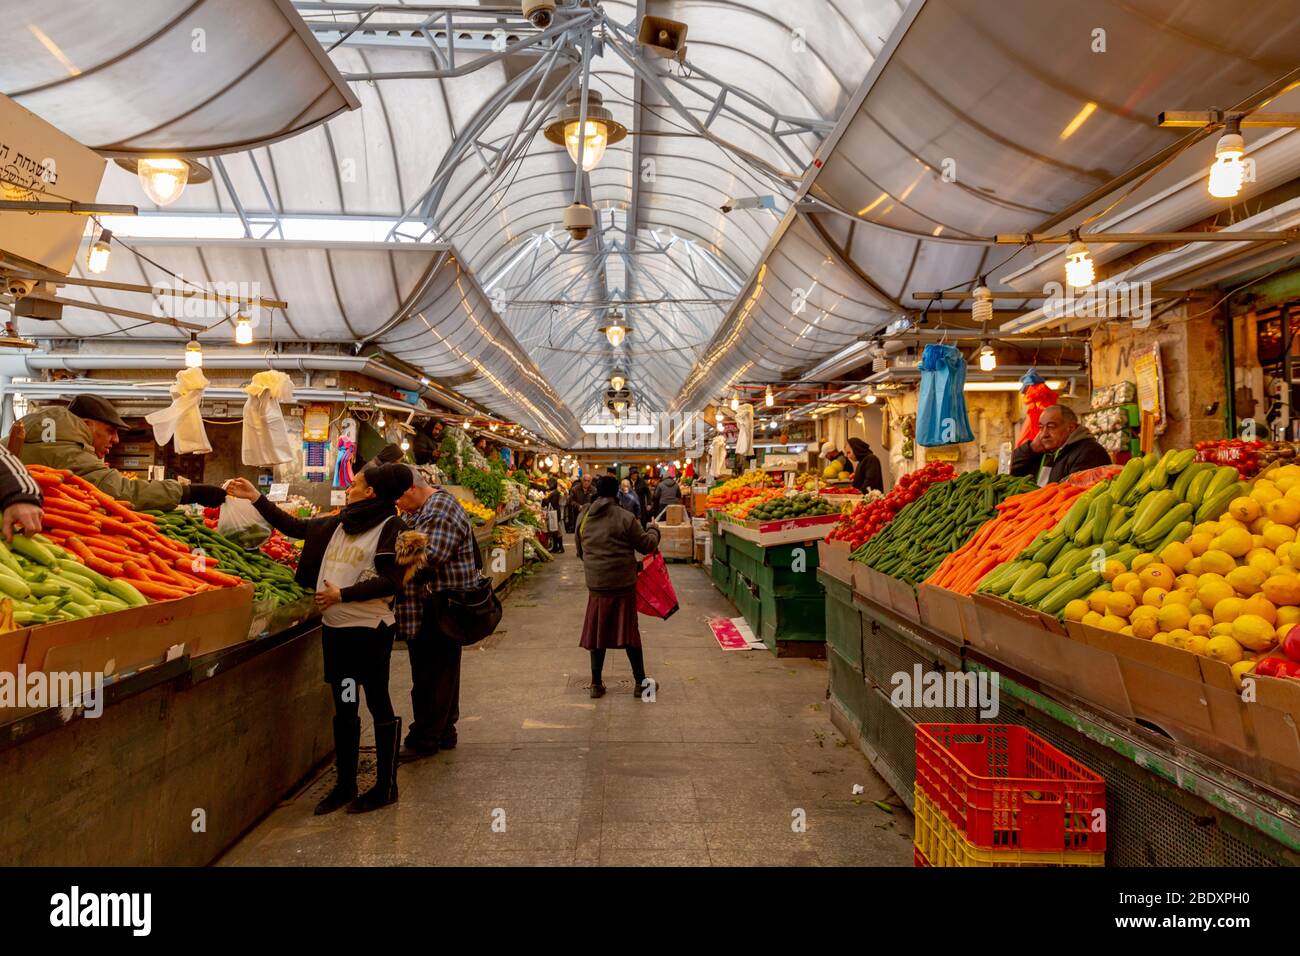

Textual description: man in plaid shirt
[396,467,480,760]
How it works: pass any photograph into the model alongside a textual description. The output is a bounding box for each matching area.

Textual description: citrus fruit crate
[913,788,1104,867]
[915,723,1107,854]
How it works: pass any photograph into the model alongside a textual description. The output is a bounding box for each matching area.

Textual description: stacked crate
[913,723,1107,867]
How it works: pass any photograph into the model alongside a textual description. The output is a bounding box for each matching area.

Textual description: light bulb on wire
[1208,117,1246,199]
[377,413,387,430]
[978,342,997,372]
[730,394,739,412]
[971,282,993,325]
[865,392,878,405]
[1064,232,1094,288]
[234,313,253,345]
[184,334,202,369]
[400,439,410,452]
[86,228,112,274]
[765,385,773,407]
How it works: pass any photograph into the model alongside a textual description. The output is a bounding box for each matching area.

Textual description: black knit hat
[595,475,619,498]
[363,462,415,502]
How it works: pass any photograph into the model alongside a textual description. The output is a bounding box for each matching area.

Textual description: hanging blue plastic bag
[917,343,974,446]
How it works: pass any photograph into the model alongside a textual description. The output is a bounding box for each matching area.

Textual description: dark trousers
[591,647,645,685]
[406,627,462,749]
[322,623,396,722]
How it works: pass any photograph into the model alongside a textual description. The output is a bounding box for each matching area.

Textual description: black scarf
[341,496,397,534]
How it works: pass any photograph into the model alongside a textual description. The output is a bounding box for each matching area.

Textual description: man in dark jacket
[629,467,651,527]
[650,473,682,517]
[566,473,593,532]
[1011,404,1112,484]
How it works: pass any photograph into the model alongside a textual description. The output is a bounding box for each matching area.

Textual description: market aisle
[219,550,912,866]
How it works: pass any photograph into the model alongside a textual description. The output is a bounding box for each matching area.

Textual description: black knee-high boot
[348,717,401,814]
[316,715,360,815]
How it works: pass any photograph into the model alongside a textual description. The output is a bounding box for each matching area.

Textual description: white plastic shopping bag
[145,367,211,453]
[217,496,272,549]
[241,370,295,466]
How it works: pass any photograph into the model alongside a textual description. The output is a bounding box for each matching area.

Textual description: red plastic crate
[915,723,1106,854]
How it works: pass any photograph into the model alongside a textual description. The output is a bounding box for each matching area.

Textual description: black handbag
[427,536,502,646]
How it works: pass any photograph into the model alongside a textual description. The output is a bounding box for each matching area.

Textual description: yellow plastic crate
[913,788,1104,868]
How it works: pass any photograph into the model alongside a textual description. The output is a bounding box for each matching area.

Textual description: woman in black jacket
[226,463,413,815]
[846,438,884,493]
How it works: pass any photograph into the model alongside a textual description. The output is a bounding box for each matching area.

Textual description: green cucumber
[1038,571,1104,616]
[1137,503,1195,546]
[103,578,148,608]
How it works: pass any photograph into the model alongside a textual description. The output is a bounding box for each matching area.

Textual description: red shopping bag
[636,552,679,619]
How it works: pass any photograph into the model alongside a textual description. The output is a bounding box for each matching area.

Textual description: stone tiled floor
[218,548,912,866]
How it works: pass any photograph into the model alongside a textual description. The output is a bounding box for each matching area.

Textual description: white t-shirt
[317,520,396,629]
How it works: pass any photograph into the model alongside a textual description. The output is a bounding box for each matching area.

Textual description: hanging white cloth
[735,403,755,457]
[241,369,296,466]
[710,433,728,479]
[145,367,211,454]
[827,410,848,452]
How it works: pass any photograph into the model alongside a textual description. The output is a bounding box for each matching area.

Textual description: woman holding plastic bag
[575,475,661,700]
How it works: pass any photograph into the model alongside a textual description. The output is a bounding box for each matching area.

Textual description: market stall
[704,470,852,656]
[816,446,1300,865]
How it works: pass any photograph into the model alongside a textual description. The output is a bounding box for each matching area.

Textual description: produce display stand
[0,599,330,865]
[709,512,838,657]
[819,567,1300,866]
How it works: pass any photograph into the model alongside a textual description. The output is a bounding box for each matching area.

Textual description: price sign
[330,490,346,506]
[267,482,290,502]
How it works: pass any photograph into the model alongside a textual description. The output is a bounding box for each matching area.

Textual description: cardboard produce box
[916,583,975,645]
[661,504,688,525]
[852,562,890,607]
[817,538,854,584]
[1251,671,1300,775]
[970,594,1134,718]
[1066,621,1250,753]
[658,522,694,560]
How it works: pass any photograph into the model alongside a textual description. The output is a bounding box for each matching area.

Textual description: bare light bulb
[1064,240,1094,288]
[565,119,609,172]
[86,229,112,274]
[765,385,773,407]
[1208,131,1246,198]
[184,336,202,369]
[865,392,878,404]
[234,314,253,345]
[715,411,724,425]
[400,439,410,452]
[137,158,189,206]
[377,414,387,430]
[730,395,739,411]
[978,343,997,372]
[972,284,993,325]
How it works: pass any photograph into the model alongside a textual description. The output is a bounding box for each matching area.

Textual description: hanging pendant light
[715,409,725,425]
[730,393,739,412]
[400,439,411,452]
[978,342,997,372]
[377,413,387,430]
[544,89,628,172]
[114,157,212,207]
[86,228,112,274]
[1064,231,1094,288]
[1208,116,1246,199]
[234,313,253,345]
[601,313,629,348]
[765,385,774,407]
[609,368,626,391]
[865,391,878,404]
[184,334,202,369]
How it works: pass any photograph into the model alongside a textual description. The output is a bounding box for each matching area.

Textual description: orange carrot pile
[27,465,242,597]
[925,482,1089,595]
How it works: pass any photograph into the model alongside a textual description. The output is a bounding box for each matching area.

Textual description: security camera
[522,0,556,28]
[4,277,35,298]
[564,201,594,242]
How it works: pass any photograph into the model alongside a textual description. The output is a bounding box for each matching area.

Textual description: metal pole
[571,27,593,203]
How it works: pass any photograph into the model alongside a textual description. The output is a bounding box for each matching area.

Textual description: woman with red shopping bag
[575,475,662,699]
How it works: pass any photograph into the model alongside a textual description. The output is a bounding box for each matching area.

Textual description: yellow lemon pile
[1063,464,1300,667]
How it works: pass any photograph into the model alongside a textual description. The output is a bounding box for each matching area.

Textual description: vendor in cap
[18,396,227,510]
